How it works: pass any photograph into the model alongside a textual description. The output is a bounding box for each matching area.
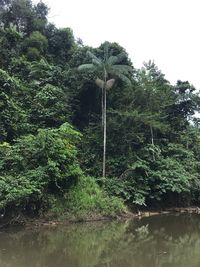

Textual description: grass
[48,176,127,220]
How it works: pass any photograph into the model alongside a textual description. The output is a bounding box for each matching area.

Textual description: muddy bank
[1,207,200,229]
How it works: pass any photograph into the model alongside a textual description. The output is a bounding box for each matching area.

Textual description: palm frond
[92,58,101,67]
[110,70,131,86]
[107,52,127,65]
[78,64,95,71]
[87,51,101,64]
[78,46,132,86]
[103,42,109,62]
[116,52,127,63]
[107,56,118,65]
[118,74,131,86]
[111,65,133,74]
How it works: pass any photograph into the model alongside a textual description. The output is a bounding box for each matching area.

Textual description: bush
[0,123,82,213]
[49,176,126,219]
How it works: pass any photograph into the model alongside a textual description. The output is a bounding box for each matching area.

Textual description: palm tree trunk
[101,87,104,127]
[102,68,107,178]
[103,87,106,178]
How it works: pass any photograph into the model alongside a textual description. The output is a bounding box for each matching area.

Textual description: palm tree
[78,42,132,177]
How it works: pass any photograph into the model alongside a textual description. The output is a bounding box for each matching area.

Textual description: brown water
[0,214,200,267]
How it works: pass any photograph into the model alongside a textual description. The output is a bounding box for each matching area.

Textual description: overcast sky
[34,0,200,89]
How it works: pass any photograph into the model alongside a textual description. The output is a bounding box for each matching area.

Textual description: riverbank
[1,206,200,229]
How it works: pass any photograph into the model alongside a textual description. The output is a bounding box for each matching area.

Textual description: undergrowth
[48,176,126,220]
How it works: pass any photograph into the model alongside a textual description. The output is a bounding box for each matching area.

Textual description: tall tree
[0,0,48,34]
[136,61,173,159]
[78,42,132,177]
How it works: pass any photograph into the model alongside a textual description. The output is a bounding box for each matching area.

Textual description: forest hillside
[1,0,200,220]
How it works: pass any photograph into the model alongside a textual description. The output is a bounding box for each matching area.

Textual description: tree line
[1,0,200,219]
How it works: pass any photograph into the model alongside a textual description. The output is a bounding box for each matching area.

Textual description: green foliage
[26,47,41,61]
[30,83,70,128]
[0,28,22,67]
[0,123,82,211]
[1,0,200,219]
[55,175,126,218]
[47,27,75,64]
[104,176,148,206]
[104,143,200,206]
[0,0,48,34]
[24,31,48,57]
[0,69,28,142]
[78,41,133,84]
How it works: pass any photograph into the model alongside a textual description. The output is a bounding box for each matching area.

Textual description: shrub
[49,176,126,219]
[0,123,82,213]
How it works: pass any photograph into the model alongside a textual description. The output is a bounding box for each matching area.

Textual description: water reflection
[0,214,200,267]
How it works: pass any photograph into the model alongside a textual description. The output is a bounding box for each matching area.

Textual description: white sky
[34,0,200,90]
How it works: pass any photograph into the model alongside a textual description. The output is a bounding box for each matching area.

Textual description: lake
[0,214,200,267]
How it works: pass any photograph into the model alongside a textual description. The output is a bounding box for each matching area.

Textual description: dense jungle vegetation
[1,0,200,220]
